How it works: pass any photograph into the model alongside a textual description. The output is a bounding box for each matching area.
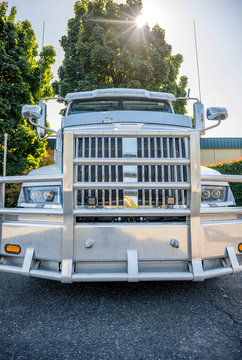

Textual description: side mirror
[21,105,42,119]
[206,107,228,121]
[36,102,47,138]
[21,103,47,138]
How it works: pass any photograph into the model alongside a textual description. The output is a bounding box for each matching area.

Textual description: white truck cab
[0,88,241,282]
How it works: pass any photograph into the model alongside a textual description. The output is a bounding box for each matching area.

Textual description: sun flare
[135,14,147,28]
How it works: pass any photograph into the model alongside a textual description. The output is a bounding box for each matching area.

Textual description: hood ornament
[101,116,113,124]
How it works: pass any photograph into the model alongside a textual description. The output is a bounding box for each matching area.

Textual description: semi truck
[0,88,241,282]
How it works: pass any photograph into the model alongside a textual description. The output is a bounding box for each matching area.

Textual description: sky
[5,0,242,137]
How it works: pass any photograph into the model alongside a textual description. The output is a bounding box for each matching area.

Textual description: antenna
[193,20,202,102]
[39,21,45,101]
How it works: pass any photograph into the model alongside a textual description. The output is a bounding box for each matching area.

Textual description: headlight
[18,186,61,207]
[201,186,227,202]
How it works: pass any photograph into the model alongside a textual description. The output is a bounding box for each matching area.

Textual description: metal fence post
[62,132,74,283]
[189,130,203,280]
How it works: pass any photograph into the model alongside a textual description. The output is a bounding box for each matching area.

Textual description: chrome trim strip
[201,175,242,182]
[0,175,62,184]
[73,208,190,216]
[73,182,190,190]
[69,131,190,137]
[0,208,63,215]
[0,206,241,216]
[200,207,242,215]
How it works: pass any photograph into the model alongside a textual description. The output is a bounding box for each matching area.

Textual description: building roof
[200,137,242,149]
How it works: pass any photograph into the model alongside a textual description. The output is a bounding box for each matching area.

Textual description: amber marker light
[5,244,21,254]
[238,243,242,253]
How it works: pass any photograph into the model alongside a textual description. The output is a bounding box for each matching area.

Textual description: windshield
[69,98,172,114]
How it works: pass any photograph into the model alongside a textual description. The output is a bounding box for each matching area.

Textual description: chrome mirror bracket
[28,117,57,138]
[200,120,221,135]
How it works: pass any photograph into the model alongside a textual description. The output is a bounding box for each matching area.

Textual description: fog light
[238,243,242,253]
[166,196,176,205]
[44,191,55,201]
[5,244,21,254]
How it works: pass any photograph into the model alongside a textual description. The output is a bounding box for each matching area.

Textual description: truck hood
[200,166,221,177]
[25,165,61,187]
[29,165,61,176]
[200,166,228,186]
[62,111,192,128]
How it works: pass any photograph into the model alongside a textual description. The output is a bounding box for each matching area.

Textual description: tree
[0,2,56,177]
[53,0,187,114]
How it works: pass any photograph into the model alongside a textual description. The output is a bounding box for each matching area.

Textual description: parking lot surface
[0,272,241,360]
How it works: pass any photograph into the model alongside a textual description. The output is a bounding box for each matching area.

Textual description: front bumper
[0,215,241,282]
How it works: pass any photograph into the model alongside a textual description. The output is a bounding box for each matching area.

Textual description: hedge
[202,157,242,206]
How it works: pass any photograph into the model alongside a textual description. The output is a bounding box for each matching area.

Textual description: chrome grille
[137,137,188,206]
[75,136,189,208]
[76,137,124,207]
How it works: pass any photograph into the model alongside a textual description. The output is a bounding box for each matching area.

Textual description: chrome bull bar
[0,129,242,282]
[0,246,241,282]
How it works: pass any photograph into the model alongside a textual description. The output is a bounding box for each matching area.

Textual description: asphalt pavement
[0,272,241,360]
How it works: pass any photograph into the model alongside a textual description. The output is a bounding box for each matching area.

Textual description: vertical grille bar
[148,138,152,206]
[160,138,165,205]
[81,153,84,206]
[173,138,178,205]
[178,138,185,205]
[167,138,171,197]
[74,138,79,208]
[75,138,79,158]
[88,139,92,199]
[115,138,118,206]
[102,138,105,206]
[155,138,158,206]
[108,137,111,206]
[142,137,145,206]
[95,138,98,204]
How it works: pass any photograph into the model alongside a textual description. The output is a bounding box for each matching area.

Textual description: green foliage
[4,183,22,207]
[204,157,242,206]
[0,2,56,178]
[53,0,187,114]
